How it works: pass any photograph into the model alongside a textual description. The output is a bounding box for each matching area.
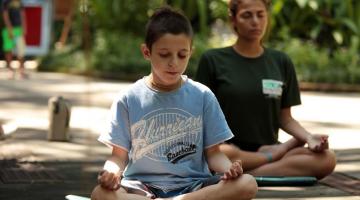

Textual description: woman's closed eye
[241,12,252,19]
[241,11,265,19]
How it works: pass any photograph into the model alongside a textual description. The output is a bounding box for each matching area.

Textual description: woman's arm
[280,107,329,152]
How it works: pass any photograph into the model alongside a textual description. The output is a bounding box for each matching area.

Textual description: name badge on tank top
[262,79,283,98]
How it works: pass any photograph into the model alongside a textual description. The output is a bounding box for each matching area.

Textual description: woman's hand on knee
[307,134,329,152]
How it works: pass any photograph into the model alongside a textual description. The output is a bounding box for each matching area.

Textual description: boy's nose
[168,57,178,67]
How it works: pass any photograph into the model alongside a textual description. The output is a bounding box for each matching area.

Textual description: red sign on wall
[24,6,42,46]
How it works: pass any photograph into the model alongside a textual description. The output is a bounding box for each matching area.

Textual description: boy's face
[142,33,192,86]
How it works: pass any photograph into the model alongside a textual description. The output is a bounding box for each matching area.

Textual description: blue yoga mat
[255,176,317,186]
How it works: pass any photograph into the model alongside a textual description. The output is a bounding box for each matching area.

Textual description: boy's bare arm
[3,10,13,33]
[104,146,128,173]
[206,144,243,180]
[98,146,128,190]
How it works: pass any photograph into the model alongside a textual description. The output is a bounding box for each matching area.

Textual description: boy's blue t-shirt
[98,77,233,191]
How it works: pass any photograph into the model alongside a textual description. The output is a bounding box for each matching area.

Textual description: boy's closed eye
[178,53,189,59]
[158,52,189,59]
[159,53,170,58]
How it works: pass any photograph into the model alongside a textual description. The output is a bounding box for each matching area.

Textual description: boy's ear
[141,44,151,60]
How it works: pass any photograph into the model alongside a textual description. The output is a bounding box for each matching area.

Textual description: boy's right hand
[221,160,243,180]
[97,169,121,190]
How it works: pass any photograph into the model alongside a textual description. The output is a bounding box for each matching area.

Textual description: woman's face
[231,0,268,43]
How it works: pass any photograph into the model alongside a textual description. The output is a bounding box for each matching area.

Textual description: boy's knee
[91,185,116,200]
[91,185,103,200]
[91,185,126,200]
[235,174,258,199]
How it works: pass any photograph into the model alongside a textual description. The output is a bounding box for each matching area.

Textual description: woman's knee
[317,150,337,179]
[304,149,336,179]
[283,148,336,179]
[234,174,258,199]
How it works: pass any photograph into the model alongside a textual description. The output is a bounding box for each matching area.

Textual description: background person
[196,0,336,179]
[2,0,26,79]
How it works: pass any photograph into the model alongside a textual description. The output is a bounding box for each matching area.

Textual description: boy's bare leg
[91,174,257,200]
[157,174,257,200]
[91,186,152,200]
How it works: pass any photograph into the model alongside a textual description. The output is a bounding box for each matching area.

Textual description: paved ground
[0,71,359,200]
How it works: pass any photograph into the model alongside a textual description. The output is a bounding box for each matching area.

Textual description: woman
[196,0,336,179]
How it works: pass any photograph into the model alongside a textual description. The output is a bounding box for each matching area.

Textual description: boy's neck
[146,75,183,92]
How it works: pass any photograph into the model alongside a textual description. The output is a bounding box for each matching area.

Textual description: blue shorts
[121,175,221,199]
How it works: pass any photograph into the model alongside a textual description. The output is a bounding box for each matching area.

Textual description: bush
[186,35,210,78]
[38,33,359,84]
[38,46,87,73]
[91,31,149,80]
[91,31,210,80]
[273,38,360,84]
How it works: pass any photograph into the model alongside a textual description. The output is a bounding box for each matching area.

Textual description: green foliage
[271,0,360,50]
[91,31,150,80]
[186,36,210,77]
[90,31,209,79]
[38,46,87,73]
[274,38,360,84]
[39,0,360,85]
[88,0,226,36]
[89,0,150,35]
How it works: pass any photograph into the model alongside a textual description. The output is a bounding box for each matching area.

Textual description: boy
[91,6,257,200]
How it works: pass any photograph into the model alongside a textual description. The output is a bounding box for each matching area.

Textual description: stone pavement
[0,71,359,200]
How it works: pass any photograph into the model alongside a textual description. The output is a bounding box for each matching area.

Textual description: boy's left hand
[221,160,243,180]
